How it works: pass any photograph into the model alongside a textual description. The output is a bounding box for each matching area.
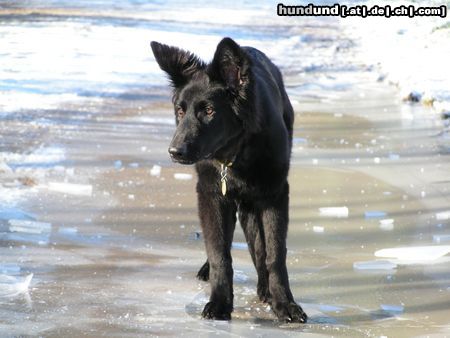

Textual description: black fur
[151,37,307,323]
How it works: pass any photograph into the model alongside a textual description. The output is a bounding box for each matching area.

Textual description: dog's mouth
[168,148,213,165]
[171,157,195,165]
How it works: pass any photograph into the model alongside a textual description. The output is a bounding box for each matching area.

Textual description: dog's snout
[168,145,187,161]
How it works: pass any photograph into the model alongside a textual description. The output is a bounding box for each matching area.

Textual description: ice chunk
[293,137,307,145]
[150,165,161,177]
[0,264,21,275]
[319,207,349,218]
[379,219,394,231]
[388,153,400,160]
[353,260,397,271]
[319,304,344,312]
[234,270,249,283]
[232,242,248,250]
[0,273,33,298]
[114,160,123,170]
[313,226,325,233]
[375,246,450,262]
[365,211,387,219]
[0,207,35,221]
[380,304,404,313]
[46,182,93,196]
[3,147,65,170]
[436,211,450,220]
[9,220,51,234]
[58,227,78,235]
[433,234,450,244]
[174,173,193,180]
[0,161,13,173]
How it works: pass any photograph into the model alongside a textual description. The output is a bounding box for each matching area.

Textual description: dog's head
[151,38,250,164]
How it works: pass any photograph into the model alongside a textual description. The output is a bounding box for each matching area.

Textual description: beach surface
[1,1,450,336]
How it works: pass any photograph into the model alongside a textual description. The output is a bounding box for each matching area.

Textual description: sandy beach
[1,1,450,337]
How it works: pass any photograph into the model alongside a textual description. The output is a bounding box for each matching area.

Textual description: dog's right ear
[150,41,205,88]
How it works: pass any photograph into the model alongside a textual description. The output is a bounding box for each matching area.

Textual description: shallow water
[1,1,450,337]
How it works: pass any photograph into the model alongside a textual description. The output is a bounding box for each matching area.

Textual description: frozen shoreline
[1,2,450,336]
[342,0,450,116]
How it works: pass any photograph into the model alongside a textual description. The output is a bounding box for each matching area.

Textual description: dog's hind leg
[262,182,307,323]
[197,190,236,320]
[239,202,270,303]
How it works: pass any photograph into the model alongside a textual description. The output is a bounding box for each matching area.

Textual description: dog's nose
[168,146,186,160]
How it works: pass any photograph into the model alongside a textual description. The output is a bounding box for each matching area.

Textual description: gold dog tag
[221,179,227,196]
[219,162,232,196]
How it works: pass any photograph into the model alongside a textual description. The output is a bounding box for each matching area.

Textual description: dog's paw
[196,261,209,281]
[201,301,232,321]
[272,301,307,323]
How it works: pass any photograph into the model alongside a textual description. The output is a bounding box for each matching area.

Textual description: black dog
[151,37,307,323]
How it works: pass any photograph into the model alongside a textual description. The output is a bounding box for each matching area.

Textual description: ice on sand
[0,264,21,274]
[0,274,33,298]
[150,165,161,177]
[233,270,249,282]
[45,182,93,196]
[9,220,51,234]
[365,211,387,218]
[313,226,325,233]
[0,207,35,221]
[232,242,248,250]
[353,260,397,271]
[380,304,404,313]
[379,218,394,231]
[319,207,349,218]
[433,234,450,244]
[58,227,78,235]
[174,173,193,180]
[114,160,123,170]
[436,211,450,220]
[375,246,450,262]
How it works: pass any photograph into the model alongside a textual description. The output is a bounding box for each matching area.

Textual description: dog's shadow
[185,283,405,335]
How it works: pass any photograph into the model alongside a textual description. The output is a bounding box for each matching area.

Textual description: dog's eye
[176,106,185,119]
[205,107,214,116]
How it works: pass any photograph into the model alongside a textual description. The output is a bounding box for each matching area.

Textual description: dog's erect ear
[151,41,205,88]
[208,38,250,93]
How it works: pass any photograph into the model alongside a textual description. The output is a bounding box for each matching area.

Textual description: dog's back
[242,46,294,145]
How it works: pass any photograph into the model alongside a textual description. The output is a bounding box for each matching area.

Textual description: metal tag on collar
[220,162,232,196]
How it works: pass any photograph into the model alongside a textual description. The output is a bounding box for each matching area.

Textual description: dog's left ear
[208,38,250,93]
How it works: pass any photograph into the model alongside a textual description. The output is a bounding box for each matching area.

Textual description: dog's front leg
[262,182,308,323]
[197,189,236,320]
